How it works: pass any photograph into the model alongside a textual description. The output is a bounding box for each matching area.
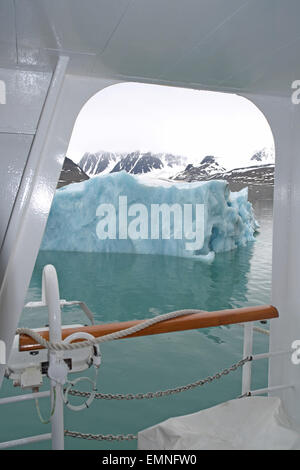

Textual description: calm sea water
[0,199,273,449]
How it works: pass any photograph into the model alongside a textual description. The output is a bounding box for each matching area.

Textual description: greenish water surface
[0,200,273,449]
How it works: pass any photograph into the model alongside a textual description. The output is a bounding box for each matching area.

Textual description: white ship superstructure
[0,1,300,450]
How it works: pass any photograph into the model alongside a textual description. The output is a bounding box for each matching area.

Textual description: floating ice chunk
[41,172,258,262]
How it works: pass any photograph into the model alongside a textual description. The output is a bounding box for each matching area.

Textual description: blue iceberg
[41,172,258,262]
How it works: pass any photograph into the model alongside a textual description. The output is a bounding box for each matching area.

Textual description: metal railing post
[43,264,65,450]
[242,322,253,395]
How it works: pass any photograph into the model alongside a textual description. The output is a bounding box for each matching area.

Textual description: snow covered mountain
[111,151,163,174]
[78,151,187,178]
[72,148,274,200]
[215,163,274,186]
[79,151,121,176]
[250,147,275,165]
[173,150,275,201]
[174,155,226,182]
[174,151,274,183]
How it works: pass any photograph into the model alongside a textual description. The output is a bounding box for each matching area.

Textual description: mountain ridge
[57,157,89,188]
[65,149,275,200]
[79,150,187,178]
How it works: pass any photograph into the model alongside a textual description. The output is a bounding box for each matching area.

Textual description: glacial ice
[41,172,258,262]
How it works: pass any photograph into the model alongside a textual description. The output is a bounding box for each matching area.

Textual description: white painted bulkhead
[0,0,300,433]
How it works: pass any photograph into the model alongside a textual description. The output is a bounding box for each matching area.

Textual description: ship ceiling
[0,0,300,96]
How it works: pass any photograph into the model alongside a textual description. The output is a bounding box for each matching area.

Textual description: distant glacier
[41,172,259,262]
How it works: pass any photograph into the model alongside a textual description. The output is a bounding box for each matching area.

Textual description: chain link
[64,430,137,441]
[64,357,250,442]
[67,357,250,401]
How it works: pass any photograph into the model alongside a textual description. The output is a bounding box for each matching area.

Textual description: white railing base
[0,433,51,449]
[248,384,294,396]
[0,390,50,405]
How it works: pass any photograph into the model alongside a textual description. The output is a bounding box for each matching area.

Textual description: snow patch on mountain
[250,147,275,165]
[79,151,122,176]
[75,147,275,189]
[78,150,187,179]
[111,151,163,174]
[174,156,226,182]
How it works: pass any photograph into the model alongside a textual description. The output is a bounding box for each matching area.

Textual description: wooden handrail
[18,305,278,352]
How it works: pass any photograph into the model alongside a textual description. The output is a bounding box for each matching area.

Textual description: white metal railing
[0,264,289,449]
[0,390,50,405]
[241,322,294,397]
[0,433,52,450]
[0,265,65,449]
[44,264,65,449]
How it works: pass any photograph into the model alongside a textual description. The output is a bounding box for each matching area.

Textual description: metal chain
[64,430,137,441]
[64,357,250,442]
[67,357,250,401]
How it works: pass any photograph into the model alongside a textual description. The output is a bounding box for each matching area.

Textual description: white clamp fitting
[291,340,300,365]
[63,332,101,369]
[48,353,69,385]
[91,344,101,368]
[62,332,101,411]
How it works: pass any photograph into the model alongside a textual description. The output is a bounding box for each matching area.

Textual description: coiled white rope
[16,309,205,351]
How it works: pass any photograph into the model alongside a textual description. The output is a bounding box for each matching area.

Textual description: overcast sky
[67,82,274,169]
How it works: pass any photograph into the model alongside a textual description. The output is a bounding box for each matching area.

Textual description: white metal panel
[0,133,33,249]
[0,68,51,134]
[0,67,120,389]
[97,0,244,79]
[166,0,300,92]
[244,92,300,428]
[0,57,70,389]
[14,0,131,66]
[0,1,17,67]
[0,0,296,96]
[270,99,300,427]
[235,49,300,97]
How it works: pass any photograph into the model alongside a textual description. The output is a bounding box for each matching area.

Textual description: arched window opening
[11,82,275,450]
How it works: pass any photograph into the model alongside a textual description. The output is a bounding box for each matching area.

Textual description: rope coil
[16,309,205,351]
